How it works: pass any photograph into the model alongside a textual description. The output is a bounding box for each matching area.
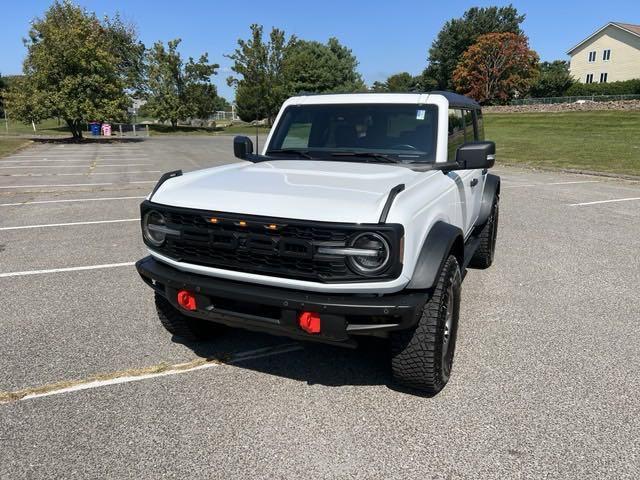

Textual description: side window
[462,110,474,142]
[474,110,485,141]
[447,109,465,161]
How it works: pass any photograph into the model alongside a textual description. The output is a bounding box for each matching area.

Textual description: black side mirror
[456,141,495,170]
[234,135,254,160]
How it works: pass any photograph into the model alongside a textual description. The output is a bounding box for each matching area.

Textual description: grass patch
[484,111,640,176]
[1,118,73,136]
[0,137,31,158]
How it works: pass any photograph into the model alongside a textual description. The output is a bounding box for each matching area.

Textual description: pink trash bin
[102,123,112,136]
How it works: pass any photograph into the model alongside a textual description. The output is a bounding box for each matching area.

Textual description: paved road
[1,137,639,479]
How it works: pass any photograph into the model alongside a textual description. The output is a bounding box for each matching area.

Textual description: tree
[0,74,5,116]
[528,60,575,98]
[283,38,365,95]
[426,5,525,90]
[5,1,144,138]
[226,25,295,123]
[143,39,219,127]
[453,32,539,104]
[371,72,420,92]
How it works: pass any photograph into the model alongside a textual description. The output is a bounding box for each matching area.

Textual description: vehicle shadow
[173,330,431,397]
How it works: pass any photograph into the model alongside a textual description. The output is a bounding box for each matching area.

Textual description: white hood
[151,160,425,223]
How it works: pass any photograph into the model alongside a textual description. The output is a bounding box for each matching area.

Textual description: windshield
[267,103,438,163]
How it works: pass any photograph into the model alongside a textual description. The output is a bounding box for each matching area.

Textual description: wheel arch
[406,221,464,290]
[477,173,500,226]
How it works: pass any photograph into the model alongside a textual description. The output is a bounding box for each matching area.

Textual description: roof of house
[567,22,640,54]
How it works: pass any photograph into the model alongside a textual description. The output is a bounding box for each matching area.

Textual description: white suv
[136,92,500,394]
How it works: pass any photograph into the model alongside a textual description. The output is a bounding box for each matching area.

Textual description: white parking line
[0,158,149,163]
[503,180,600,188]
[3,170,160,177]
[569,197,640,206]
[10,154,148,158]
[0,344,303,403]
[0,262,135,278]
[0,182,113,189]
[0,164,151,168]
[0,218,138,231]
[0,196,146,207]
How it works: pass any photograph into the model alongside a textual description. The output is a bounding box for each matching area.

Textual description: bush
[566,79,640,96]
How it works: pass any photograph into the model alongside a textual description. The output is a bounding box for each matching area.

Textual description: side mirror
[234,135,254,160]
[455,141,495,170]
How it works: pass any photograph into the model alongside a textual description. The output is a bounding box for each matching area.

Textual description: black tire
[390,255,462,394]
[154,293,220,341]
[469,197,499,269]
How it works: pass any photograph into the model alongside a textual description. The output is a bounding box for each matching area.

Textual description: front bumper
[136,256,425,347]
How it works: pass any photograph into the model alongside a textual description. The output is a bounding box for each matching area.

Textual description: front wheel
[390,255,462,394]
[154,293,221,341]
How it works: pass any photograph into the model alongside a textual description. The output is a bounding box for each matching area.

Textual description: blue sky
[1,0,637,100]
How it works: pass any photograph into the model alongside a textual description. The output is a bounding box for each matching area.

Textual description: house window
[603,49,611,61]
[588,51,597,62]
[600,73,608,83]
[586,74,594,84]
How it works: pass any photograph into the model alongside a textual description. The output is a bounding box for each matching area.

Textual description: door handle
[470,178,478,187]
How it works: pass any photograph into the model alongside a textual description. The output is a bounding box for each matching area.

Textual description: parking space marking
[0,158,149,164]
[0,218,138,231]
[0,164,151,168]
[569,197,640,206]
[503,180,600,189]
[0,182,113,189]
[0,262,135,278]
[0,196,146,207]
[0,343,303,404]
[3,170,161,177]
[10,154,148,158]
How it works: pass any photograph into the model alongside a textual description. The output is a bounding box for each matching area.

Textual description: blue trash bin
[90,122,101,136]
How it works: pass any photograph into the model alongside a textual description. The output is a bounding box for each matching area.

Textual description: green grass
[0,137,31,158]
[1,118,73,136]
[484,111,640,176]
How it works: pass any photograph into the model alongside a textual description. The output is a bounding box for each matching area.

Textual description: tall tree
[528,60,575,98]
[5,0,144,138]
[283,38,365,95]
[371,72,420,92]
[0,74,5,116]
[453,32,539,104]
[144,39,219,127]
[426,5,525,90]
[226,25,295,123]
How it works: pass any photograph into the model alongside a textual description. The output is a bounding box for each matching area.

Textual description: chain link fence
[511,94,640,105]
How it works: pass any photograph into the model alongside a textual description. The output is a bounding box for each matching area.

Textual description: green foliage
[284,38,365,95]
[226,24,294,123]
[143,39,219,127]
[528,60,575,98]
[227,26,364,122]
[5,0,144,138]
[426,4,525,90]
[0,74,5,116]
[371,72,420,92]
[565,79,640,96]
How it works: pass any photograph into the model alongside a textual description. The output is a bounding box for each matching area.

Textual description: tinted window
[448,109,465,161]
[269,104,439,163]
[463,109,474,142]
[475,110,485,141]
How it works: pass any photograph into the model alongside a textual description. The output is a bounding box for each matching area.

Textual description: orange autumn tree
[453,32,539,104]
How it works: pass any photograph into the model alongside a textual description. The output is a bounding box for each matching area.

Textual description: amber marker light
[208,217,219,224]
[238,220,248,227]
[267,224,278,230]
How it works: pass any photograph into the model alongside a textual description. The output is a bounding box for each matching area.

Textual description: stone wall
[483,100,640,113]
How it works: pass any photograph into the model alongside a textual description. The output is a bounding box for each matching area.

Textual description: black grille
[143,202,402,283]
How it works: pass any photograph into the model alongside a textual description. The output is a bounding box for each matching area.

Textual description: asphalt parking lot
[0,136,639,479]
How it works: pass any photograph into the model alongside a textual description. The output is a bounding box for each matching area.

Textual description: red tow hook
[298,311,321,334]
[177,290,197,311]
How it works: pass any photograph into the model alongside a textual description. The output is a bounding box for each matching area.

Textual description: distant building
[567,22,640,84]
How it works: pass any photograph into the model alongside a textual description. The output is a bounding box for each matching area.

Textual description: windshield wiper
[331,152,402,164]
[266,149,314,159]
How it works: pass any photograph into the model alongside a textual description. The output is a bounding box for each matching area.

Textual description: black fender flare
[477,173,500,226]
[406,221,464,290]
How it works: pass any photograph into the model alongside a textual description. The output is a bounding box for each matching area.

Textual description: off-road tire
[469,198,499,269]
[390,255,462,394]
[154,292,219,341]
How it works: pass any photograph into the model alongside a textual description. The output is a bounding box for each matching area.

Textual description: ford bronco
[136,92,500,394]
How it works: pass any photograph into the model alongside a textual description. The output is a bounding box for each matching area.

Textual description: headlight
[347,232,390,275]
[142,210,168,246]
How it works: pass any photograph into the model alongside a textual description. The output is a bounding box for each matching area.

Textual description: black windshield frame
[267,103,439,163]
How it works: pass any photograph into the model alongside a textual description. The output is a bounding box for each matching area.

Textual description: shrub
[566,79,640,96]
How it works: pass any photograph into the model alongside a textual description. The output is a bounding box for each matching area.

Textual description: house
[567,22,640,84]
